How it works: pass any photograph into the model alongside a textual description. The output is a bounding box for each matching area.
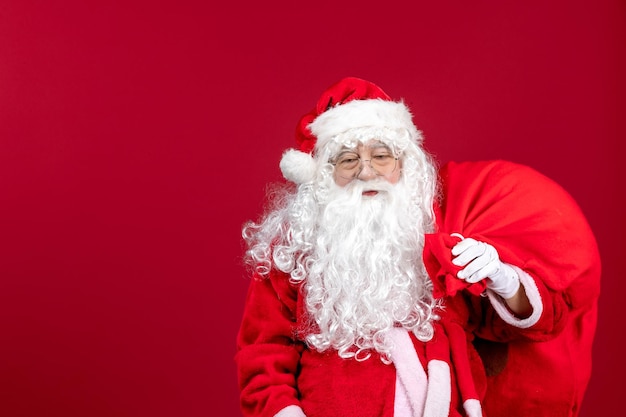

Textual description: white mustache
[344,179,396,194]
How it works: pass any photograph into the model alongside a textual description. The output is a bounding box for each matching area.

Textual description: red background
[0,1,623,416]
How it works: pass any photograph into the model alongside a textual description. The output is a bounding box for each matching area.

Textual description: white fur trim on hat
[279,148,317,184]
[309,99,418,149]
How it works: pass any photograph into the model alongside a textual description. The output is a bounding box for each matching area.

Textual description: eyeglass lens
[333,145,397,179]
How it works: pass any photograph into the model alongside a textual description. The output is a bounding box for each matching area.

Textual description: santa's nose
[356,161,377,180]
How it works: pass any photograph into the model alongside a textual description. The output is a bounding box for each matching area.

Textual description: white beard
[302,178,436,361]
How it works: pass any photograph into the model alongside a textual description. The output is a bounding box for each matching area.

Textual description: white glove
[451,237,520,299]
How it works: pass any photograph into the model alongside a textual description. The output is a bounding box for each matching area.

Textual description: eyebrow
[340,141,389,150]
[336,149,359,156]
[332,142,392,160]
[370,144,392,152]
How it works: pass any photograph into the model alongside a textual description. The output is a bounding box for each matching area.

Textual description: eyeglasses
[331,149,399,180]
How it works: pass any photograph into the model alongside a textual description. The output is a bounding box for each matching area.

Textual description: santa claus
[236,77,600,417]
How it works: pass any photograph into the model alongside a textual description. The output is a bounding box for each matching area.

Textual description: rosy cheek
[384,170,401,184]
[388,162,402,184]
[334,175,351,187]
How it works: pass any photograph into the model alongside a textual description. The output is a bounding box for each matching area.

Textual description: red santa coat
[235,160,601,417]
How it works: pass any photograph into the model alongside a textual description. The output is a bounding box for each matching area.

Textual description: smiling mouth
[362,190,379,196]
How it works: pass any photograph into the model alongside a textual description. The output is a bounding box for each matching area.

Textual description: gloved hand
[451,236,520,299]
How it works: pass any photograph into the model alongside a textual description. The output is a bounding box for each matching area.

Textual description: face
[331,140,402,188]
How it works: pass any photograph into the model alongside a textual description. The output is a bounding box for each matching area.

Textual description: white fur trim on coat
[486,264,543,328]
[389,328,428,417]
[463,399,483,417]
[423,360,451,417]
[273,404,306,417]
[309,99,418,150]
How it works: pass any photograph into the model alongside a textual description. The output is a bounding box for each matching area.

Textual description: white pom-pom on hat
[280,149,317,184]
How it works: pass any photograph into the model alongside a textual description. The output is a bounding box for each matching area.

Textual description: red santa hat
[280,77,421,184]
